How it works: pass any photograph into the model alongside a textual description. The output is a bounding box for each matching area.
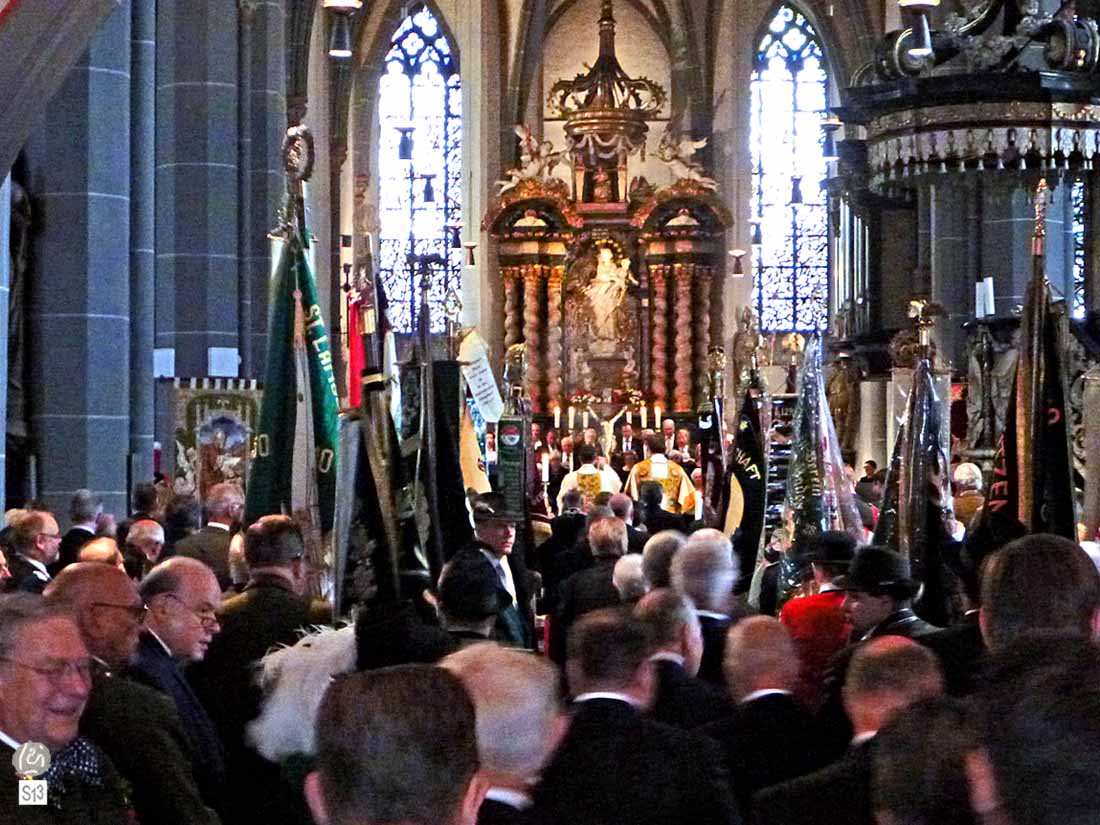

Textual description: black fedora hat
[799,531,857,566]
[845,545,918,597]
[470,491,517,525]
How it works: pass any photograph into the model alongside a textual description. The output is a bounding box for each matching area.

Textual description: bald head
[843,636,944,737]
[45,563,144,668]
[724,616,798,701]
[78,537,124,570]
[141,557,223,662]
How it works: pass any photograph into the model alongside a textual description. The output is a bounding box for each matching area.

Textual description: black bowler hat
[799,531,857,566]
[845,545,918,597]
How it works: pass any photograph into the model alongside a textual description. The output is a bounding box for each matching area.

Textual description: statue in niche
[584,248,636,341]
[592,167,614,203]
[657,130,718,190]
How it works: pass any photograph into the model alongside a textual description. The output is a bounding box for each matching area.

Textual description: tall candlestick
[641,405,648,429]
[553,405,561,429]
[626,409,633,426]
[568,405,575,430]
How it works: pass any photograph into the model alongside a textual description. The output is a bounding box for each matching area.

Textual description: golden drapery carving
[693,265,711,406]
[503,268,522,350]
[523,265,544,411]
[651,264,669,411]
[546,265,565,407]
[673,263,693,411]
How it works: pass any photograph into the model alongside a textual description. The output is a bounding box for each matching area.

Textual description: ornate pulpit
[482,0,730,417]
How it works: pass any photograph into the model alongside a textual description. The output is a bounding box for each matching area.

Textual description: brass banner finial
[1032,178,1049,258]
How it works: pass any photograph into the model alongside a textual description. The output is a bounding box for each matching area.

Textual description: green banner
[245,233,340,531]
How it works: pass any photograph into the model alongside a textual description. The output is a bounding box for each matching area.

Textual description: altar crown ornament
[545,0,667,166]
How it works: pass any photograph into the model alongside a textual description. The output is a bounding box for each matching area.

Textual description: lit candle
[654,405,662,428]
[568,405,575,430]
[541,452,550,483]
[553,405,561,429]
[626,408,633,426]
[582,410,590,429]
[694,494,703,521]
[641,405,648,429]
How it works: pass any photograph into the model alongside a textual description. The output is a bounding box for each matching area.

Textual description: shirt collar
[819,582,840,593]
[72,522,97,534]
[146,628,174,659]
[19,556,50,581]
[740,688,792,704]
[206,522,231,532]
[0,730,21,750]
[696,609,729,621]
[573,691,643,708]
[485,788,532,810]
[851,730,877,747]
[649,651,685,666]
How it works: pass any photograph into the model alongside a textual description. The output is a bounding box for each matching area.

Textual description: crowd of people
[2,450,1100,825]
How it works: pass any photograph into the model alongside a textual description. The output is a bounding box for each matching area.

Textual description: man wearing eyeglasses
[44,562,220,825]
[0,593,132,823]
[3,509,63,594]
[132,557,227,815]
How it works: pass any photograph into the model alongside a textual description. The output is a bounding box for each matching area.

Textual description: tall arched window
[751,5,830,332]
[377,5,462,333]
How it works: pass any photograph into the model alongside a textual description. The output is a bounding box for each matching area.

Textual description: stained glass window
[1072,179,1086,321]
[377,5,462,333]
[751,5,830,332]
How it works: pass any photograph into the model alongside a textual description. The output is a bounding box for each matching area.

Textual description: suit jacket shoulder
[81,669,219,825]
[649,659,731,730]
[175,526,233,588]
[4,555,47,594]
[752,743,873,825]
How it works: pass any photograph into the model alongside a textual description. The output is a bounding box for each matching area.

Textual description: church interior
[6,3,1100,824]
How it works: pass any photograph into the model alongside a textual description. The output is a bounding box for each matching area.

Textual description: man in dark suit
[133,556,228,815]
[188,514,330,825]
[52,489,101,574]
[536,609,739,825]
[550,516,628,664]
[609,493,647,555]
[0,594,132,825]
[3,510,62,594]
[617,422,639,460]
[472,493,535,649]
[637,480,689,535]
[670,530,739,687]
[634,588,730,730]
[175,481,243,590]
[437,547,510,648]
[43,562,220,825]
[442,645,564,825]
[305,666,484,825]
[753,637,944,825]
[700,617,821,811]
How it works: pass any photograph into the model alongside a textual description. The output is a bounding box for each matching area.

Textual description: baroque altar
[481,0,730,415]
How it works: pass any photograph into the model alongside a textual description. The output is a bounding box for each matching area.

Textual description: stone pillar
[927,181,971,370]
[857,378,888,469]
[523,265,542,411]
[981,180,1036,317]
[25,1,132,518]
[156,0,240,379]
[0,176,11,508]
[245,0,288,374]
[129,0,156,490]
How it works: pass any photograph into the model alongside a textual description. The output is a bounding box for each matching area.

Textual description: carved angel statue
[656,129,718,190]
[497,124,564,194]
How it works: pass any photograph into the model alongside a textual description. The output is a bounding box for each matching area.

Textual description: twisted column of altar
[651,264,668,412]
[693,265,711,406]
[523,265,543,411]
[546,264,564,408]
[674,264,693,411]
[504,268,522,350]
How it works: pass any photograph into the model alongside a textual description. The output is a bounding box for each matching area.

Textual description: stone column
[693,265,711,406]
[523,265,542,411]
[129,0,156,489]
[673,264,693,411]
[981,180,1037,317]
[926,181,971,370]
[245,0,288,374]
[25,1,132,518]
[156,0,240,379]
[503,269,521,349]
[545,264,564,408]
[650,264,669,411]
[0,176,11,507]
